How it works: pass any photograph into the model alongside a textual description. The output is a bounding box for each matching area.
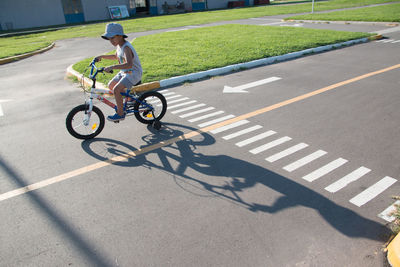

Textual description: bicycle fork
[84,96,95,126]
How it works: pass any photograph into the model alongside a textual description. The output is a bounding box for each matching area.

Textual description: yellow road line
[1,63,399,202]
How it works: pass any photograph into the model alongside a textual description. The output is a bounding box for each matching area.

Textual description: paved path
[1,17,399,266]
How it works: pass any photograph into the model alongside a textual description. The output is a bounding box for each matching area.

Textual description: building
[0,0,270,31]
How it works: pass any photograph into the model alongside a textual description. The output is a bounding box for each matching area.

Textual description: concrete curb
[0,42,55,65]
[285,19,400,27]
[66,35,382,91]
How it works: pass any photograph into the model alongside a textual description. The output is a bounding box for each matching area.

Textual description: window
[61,0,84,14]
[135,0,146,8]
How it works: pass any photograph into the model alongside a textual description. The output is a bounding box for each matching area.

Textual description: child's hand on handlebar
[104,66,114,73]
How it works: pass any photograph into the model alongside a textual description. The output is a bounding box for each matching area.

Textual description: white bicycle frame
[83,81,115,126]
[82,60,143,125]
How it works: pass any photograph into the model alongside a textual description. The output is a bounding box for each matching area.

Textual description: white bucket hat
[101,23,128,40]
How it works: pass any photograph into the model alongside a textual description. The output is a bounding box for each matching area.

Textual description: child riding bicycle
[94,23,142,122]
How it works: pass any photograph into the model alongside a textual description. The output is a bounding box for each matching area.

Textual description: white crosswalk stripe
[180,107,215,118]
[158,97,189,106]
[283,150,327,172]
[249,136,292,155]
[210,120,250,134]
[188,111,224,122]
[325,167,371,193]
[303,158,348,182]
[165,94,183,100]
[376,39,400,44]
[171,103,206,114]
[198,115,235,128]
[379,200,400,222]
[235,130,276,147]
[223,125,263,140]
[350,177,397,207]
[162,92,177,96]
[168,100,198,110]
[265,143,308,163]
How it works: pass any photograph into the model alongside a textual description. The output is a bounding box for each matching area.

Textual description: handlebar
[89,59,113,79]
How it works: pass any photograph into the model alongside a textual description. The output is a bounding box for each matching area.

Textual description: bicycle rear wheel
[66,104,105,139]
[134,91,167,124]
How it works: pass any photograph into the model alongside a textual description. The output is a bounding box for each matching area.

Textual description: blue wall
[64,13,85,24]
[150,6,158,15]
[192,2,206,11]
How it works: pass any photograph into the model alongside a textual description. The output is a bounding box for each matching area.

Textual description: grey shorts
[109,72,137,89]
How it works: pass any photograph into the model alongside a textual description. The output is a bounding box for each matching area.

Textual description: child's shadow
[82,122,390,242]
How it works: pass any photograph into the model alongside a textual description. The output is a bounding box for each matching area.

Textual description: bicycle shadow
[82,122,390,242]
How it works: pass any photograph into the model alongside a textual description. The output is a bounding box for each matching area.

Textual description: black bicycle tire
[66,104,105,139]
[134,91,167,124]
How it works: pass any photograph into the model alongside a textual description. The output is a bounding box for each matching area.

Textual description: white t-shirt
[116,41,142,85]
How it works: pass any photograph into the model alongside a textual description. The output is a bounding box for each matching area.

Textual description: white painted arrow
[223,77,281,93]
[0,99,12,117]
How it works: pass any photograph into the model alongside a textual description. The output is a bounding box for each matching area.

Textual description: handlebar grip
[98,67,113,74]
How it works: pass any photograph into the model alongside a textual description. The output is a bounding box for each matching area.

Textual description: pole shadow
[0,154,114,266]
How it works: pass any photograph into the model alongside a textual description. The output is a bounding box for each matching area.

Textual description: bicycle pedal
[114,121,120,124]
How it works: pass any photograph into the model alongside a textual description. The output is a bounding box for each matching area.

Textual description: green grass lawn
[286,2,400,22]
[0,0,394,59]
[72,24,372,84]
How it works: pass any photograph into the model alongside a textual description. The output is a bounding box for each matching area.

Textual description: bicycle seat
[127,81,142,94]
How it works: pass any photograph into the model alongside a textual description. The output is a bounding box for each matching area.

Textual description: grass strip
[389,197,400,235]
[0,0,394,59]
[286,2,400,22]
[72,24,372,85]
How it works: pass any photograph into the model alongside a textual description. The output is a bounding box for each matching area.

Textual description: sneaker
[107,113,125,122]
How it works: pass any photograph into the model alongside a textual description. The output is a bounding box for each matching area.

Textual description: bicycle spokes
[130,91,166,124]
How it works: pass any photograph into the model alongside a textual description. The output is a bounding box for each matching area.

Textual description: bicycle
[66,59,167,140]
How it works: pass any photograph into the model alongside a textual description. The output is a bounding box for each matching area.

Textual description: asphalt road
[1,17,400,266]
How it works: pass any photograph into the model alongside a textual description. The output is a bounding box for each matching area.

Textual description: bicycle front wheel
[66,104,105,139]
[134,91,167,124]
